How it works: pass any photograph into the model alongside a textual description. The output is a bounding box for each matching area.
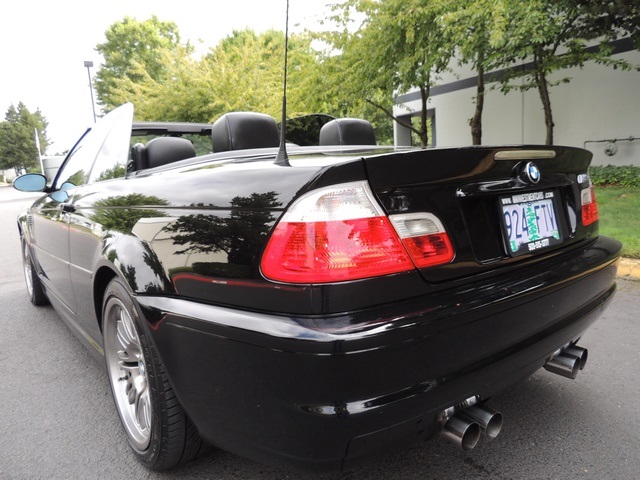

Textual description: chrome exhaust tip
[544,353,580,379]
[440,415,481,452]
[564,345,588,370]
[459,405,503,440]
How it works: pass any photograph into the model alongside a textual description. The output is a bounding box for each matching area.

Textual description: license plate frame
[499,190,563,257]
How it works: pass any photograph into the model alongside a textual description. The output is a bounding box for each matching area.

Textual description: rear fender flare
[98,232,174,294]
[93,233,174,328]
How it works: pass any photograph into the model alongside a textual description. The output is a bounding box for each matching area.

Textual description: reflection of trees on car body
[164,192,281,278]
[90,193,169,232]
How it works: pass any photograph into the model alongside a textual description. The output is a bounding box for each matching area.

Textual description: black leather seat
[145,137,196,169]
[130,143,147,171]
[319,118,377,146]
[211,112,280,152]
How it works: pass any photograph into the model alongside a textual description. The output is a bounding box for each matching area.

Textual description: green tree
[0,103,49,172]
[210,28,395,144]
[103,26,319,124]
[441,0,507,145]
[105,44,216,122]
[491,0,635,145]
[205,29,291,118]
[302,49,395,144]
[204,29,335,121]
[322,0,455,146]
[615,1,640,47]
[95,16,189,111]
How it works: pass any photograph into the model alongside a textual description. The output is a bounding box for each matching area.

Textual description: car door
[31,104,133,314]
[29,192,73,309]
[30,139,89,312]
[67,104,133,343]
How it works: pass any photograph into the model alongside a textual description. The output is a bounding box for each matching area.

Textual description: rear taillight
[261,181,454,284]
[261,182,414,283]
[389,213,455,268]
[581,184,599,226]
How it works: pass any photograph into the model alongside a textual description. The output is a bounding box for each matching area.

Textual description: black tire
[102,277,206,470]
[22,240,49,306]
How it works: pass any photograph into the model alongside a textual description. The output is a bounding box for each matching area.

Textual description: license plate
[499,191,563,256]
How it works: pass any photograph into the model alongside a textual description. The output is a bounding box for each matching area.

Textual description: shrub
[589,165,640,187]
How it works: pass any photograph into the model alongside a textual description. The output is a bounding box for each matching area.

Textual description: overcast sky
[0,0,334,153]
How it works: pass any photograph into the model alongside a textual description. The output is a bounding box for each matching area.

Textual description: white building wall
[394,46,640,167]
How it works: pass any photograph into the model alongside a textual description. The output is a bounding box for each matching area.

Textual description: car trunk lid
[362,146,597,283]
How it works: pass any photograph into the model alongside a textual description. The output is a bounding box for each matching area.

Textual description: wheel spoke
[135,384,151,431]
[117,349,135,362]
[118,362,138,373]
[116,313,132,344]
[125,380,134,400]
[120,309,139,346]
[116,325,130,352]
[23,246,34,295]
[115,309,141,363]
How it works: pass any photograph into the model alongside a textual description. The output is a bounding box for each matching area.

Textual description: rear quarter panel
[68,158,349,319]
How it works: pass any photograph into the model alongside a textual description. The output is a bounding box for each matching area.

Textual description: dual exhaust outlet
[543,343,588,379]
[439,399,503,452]
[440,344,588,451]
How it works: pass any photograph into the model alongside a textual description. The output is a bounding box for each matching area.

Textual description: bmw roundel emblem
[524,162,541,184]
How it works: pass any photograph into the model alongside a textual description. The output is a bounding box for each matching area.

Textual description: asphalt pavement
[1,184,639,479]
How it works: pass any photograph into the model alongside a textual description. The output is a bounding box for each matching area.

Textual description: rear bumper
[137,236,621,473]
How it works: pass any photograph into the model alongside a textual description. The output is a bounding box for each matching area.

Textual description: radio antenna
[274,0,291,166]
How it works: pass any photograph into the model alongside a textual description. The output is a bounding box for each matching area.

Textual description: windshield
[53,103,134,190]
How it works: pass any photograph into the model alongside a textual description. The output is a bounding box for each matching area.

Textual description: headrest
[145,137,196,169]
[319,118,377,146]
[211,112,280,152]
[129,143,147,171]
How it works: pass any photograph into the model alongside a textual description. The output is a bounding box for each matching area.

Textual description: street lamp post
[84,60,97,123]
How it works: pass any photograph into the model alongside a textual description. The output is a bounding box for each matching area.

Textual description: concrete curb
[617,258,640,282]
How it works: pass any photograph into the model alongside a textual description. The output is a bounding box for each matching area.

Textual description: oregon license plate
[499,191,563,256]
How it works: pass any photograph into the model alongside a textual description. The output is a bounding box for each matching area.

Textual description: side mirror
[13,173,47,192]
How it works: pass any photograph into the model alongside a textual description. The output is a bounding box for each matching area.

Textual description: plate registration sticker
[500,191,562,256]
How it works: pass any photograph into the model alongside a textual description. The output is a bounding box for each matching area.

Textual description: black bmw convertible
[13,103,621,472]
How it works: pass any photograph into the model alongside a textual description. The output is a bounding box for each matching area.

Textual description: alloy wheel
[104,296,152,451]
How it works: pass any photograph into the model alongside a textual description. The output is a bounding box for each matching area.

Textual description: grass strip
[595,187,640,259]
